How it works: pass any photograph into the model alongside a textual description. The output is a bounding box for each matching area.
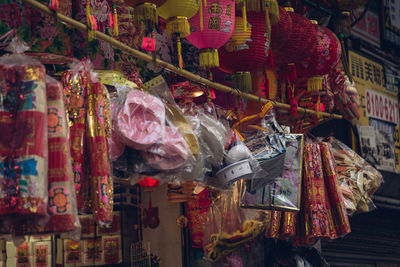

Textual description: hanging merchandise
[294,141,332,246]
[244,0,279,25]
[265,210,297,240]
[241,134,304,211]
[328,69,360,121]
[297,25,341,94]
[0,38,48,234]
[184,188,212,248]
[330,137,383,215]
[224,16,252,52]
[232,102,286,185]
[167,181,196,203]
[186,0,235,69]
[87,81,113,227]
[319,142,351,237]
[270,6,292,52]
[61,65,91,213]
[203,183,265,262]
[138,177,161,229]
[157,0,200,67]
[219,12,269,93]
[13,76,80,237]
[62,60,113,227]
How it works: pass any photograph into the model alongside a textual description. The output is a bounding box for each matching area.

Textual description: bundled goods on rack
[0,0,387,265]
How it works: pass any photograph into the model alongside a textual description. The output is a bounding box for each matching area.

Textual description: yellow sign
[349,51,385,92]
[348,51,399,126]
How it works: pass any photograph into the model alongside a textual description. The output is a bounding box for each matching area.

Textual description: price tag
[141,37,156,52]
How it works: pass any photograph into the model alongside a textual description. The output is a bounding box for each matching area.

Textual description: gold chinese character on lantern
[209,2,223,15]
[208,16,221,30]
[226,4,232,16]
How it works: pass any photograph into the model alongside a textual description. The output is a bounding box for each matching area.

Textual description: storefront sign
[383,1,400,48]
[349,51,385,92]
[352,8,380,47]
[385,65,400,94]
[359,124,396,173]
[365,89,399,124]
[395,126,400,171]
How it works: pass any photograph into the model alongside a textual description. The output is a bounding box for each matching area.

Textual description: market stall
[0,0,391,266]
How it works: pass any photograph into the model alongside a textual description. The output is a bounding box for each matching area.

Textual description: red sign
[352,9,380,47]
[141,37,156,52]
[365,89,399,124]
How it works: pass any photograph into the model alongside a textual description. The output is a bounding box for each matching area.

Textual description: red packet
[142,37,156,52]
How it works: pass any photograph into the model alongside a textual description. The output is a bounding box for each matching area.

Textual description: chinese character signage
[349,51,385,92]
[383,1,400,48]
[352,8,380,47]
[365,89,399,125]
[385,64,400,94]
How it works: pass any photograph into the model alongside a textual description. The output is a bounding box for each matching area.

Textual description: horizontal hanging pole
[21,0,343,120]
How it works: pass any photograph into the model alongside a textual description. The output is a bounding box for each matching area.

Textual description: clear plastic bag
[115,89,166,150]
[330,137,383,214]
[240,134,304,211]
[203,182,265,262]
[0,37,49,234]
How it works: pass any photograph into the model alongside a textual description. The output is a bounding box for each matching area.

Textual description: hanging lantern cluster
[158,0,200,67]
[186,0,236,69]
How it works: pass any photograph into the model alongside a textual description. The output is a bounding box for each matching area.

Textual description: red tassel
[266,50,274,67]
[109,13,114,29]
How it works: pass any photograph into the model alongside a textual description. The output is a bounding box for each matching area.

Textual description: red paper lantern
[138,177,160,191]
[270,6,293,51]
[273,11,317,67]
[297,25,341,77]
[186,0,235,69]
[219,12,268,72]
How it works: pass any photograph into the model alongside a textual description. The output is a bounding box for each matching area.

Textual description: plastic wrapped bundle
[319,142,351,236]
[330,137,382,214]
[87,82,113,227]
[294,142,331,246]
[61,68,90,212]
[0,38,48,233]
[14,76,81,236]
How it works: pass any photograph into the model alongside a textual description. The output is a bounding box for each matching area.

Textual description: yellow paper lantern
[224,16,251,52]
[158,0,199,67]
[158,0,199,38]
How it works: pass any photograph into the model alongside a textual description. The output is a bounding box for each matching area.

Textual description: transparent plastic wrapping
[330,137,383,215]
[240,134,304,212]
[319,142,351,237]
[199,113,228,168]
[209,131,266,190]
[61,64,91,212]
[234,103,286,189]
[203,182,265,262]
[0,37,49,234]
[115,89,165,150]
[10,76,81,238]
[87,82,113,227]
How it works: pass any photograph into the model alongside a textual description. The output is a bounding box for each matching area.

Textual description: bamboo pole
[21,0,342,120]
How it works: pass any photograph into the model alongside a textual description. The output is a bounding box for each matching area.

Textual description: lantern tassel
[307,76,322,93]
[166,17,190,38]
[200,0,203,31]
[199,49,219,69]
[177,34,183,68]
[266,0,279,25]
[134,3,159,29]
[113,3,118,37]
[86,1,96,41]
[243,1,247,32]
[233,72,252,93]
